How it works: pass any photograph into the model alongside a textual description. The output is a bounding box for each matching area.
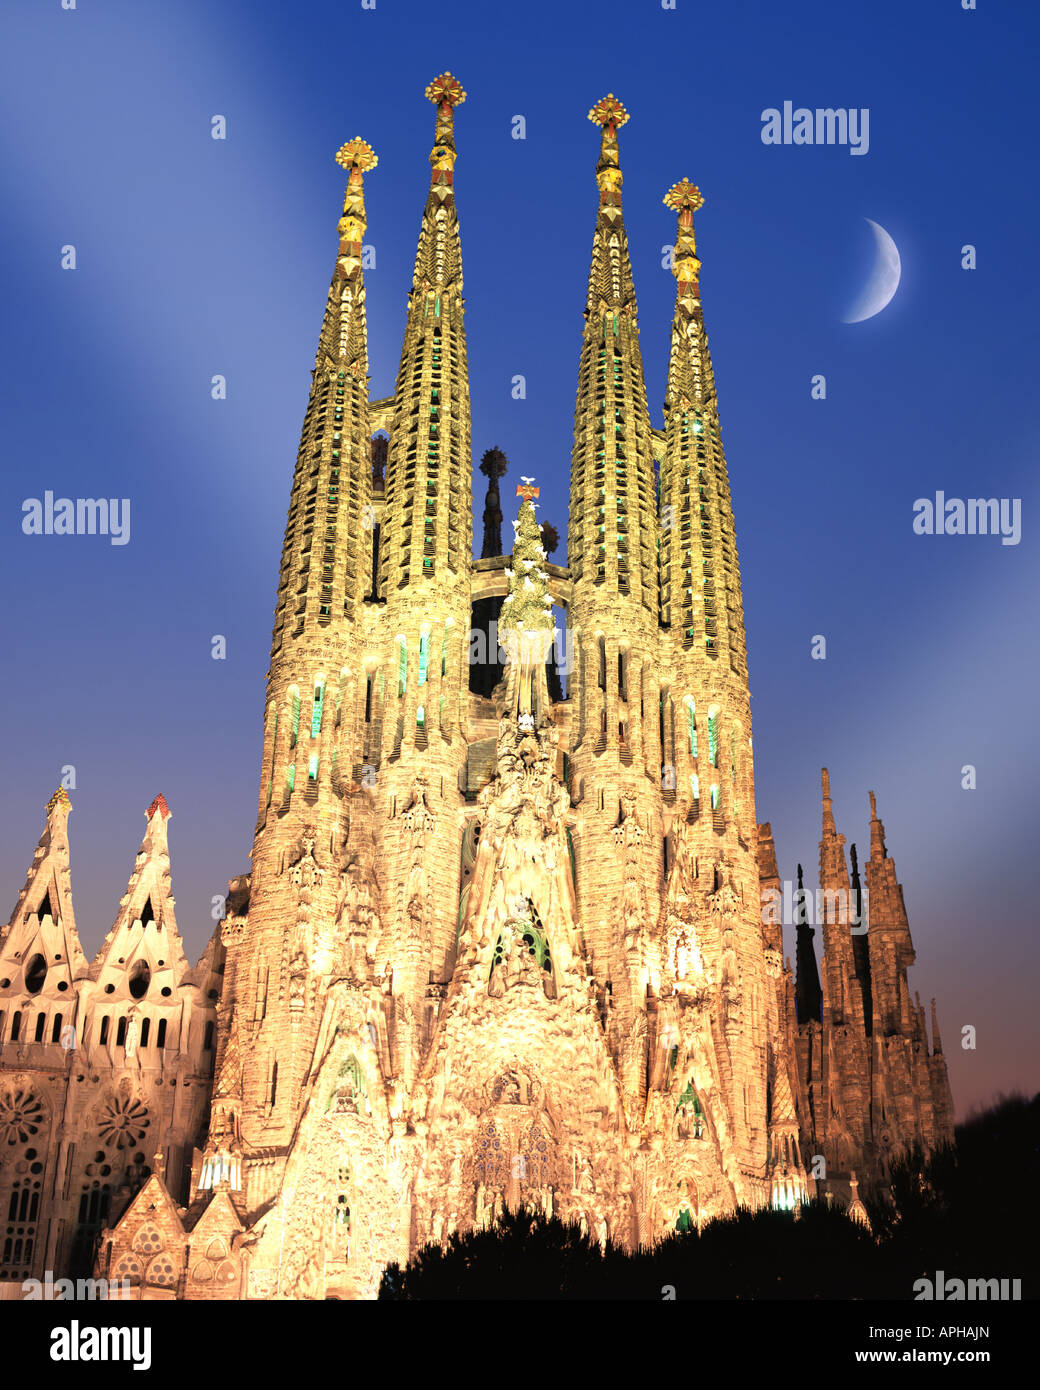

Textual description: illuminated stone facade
[0,77,953,1300]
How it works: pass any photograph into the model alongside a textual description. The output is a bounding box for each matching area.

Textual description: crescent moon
[843,218,901,323]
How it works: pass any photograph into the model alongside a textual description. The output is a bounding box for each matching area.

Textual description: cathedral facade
[0,76,953,1300]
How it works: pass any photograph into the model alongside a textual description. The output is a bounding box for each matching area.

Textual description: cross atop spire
[588,94,628,212]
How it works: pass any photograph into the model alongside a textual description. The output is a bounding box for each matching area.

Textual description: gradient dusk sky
[1,0,1037,1119]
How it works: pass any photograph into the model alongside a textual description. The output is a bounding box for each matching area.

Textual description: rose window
[0,1089,44,1147]
[99,1096,150,1151]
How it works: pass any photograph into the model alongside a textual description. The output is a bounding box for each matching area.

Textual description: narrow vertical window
[397,639,407,697]
[686,700,697,757]
[98,1015,109,1045]
[156,1018,167,1048]
[708,714,719,768]
[418,631,429,686]
[310,679,325,737]
[289,691,301,748]
[51,1013,63,1044]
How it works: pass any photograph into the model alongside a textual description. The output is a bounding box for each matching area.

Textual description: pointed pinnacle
[46,786,72,816]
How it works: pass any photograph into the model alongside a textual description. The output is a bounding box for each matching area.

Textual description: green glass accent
[418,632,429,685]
[310,681,325,738]
[708,714,719,767]
[290,693,301,746]
[434,296,441,317]
[397,641,407,697]
[675,1207,694,1233]
[710,783,719,809]
[286,764,295,792]
[687,704,697,757]
[308,755,318,782]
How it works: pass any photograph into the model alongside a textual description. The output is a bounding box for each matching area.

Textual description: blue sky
[1,0,1037,1116]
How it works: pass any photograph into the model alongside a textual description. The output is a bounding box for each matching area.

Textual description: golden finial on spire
[334,138,377,275]
[46,786,71,815]
[425,72,466,109]
[588,96,628,210]
[335,137,378,175]
[663,178,705,214]
[587,94,629,130]
[665,179,705,286]
[425,73,465,196]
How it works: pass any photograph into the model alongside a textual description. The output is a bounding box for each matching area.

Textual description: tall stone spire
[794,863,823,1024]
[659,179,746,674]
[864,789,917,1037]
[270,137,378,655]
[568,95,657,612]
[378,73,472,594]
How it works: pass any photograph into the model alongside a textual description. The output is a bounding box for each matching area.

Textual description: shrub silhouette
[379,1092,1038,1299]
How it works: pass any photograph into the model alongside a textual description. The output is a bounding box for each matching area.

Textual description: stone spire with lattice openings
[568,95,657,614]
[378,73,472,595]
[818,769,869,1037]
[794,862,823,1024]
[659,178,746,676]
[270,138,378,657]
[864,788,918,1038]
[0,787,89,1029]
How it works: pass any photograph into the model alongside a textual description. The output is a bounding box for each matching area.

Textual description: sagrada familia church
[0,76,953,1299]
